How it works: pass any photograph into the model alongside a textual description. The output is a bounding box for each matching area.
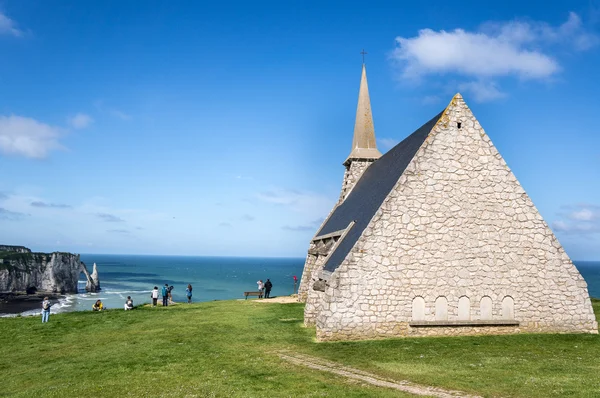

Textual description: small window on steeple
[457,122,462,129]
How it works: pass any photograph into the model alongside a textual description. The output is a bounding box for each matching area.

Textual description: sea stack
[88,262,101,292]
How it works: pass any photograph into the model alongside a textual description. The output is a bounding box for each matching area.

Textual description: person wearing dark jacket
[264,279,273,298]
[162,284,169,306]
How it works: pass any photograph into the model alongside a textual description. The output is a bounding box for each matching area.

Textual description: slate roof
[317,110,445,273]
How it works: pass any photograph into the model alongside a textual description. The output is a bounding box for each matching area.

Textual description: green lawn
[1,298,599,398]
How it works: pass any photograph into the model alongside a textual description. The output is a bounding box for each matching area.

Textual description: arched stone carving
[458,296,470,320]
[412,297,425,321]
[502,296,515,319]
[480,296,493,320]
[435,296,448,321]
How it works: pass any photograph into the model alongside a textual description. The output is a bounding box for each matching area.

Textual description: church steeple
[344,63,382,166]
[338,62,382,203]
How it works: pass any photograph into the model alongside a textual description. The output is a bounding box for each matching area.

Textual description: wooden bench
[244,291,263,300]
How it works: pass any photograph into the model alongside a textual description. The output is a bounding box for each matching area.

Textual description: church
[298,64,598,341]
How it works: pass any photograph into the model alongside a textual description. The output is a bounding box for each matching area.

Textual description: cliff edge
[0,245,100,294]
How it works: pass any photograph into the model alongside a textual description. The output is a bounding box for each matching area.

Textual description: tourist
[257,280,264,298]
[168,285,174,304]
[41,297,52,323]
[92,299,104,311]
[186,284,193,304]
[124,296,134,310]
[264,279,273,298]
[162,284,169,306]
[151,286,159,306]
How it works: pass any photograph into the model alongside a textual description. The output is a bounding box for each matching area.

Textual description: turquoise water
[575,261,600,298]
[6,256,600,316]
[68,255,305,312]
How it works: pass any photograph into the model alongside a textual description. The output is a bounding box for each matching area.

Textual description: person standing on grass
[41,297,52,323]
[257,280,264,298]
[186,284,193,304]
[151,286,159,306]
[264,279,273,299]
[168,285,174,304]
[162,284,169,307]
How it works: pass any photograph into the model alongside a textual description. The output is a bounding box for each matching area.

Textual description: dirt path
[279,352,483,398]
[252,295,298,304]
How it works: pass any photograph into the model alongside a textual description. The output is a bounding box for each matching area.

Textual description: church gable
[314,94,597,341]
[317,110,444,274]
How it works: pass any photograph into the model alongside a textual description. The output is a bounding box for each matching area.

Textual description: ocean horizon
[2,255,599,317]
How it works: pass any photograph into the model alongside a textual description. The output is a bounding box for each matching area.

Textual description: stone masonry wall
[339,160,372,203]
[314,95,598,341]
[299,158,375,304]
[304,254,328,326]
[298,246,317,302]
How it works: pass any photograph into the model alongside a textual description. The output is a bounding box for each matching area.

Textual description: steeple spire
[344,63,382,165]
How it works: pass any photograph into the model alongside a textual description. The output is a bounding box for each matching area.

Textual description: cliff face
[0,245,31,254]
[0,246,99,294]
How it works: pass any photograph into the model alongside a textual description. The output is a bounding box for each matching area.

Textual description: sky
[0,0,599,259]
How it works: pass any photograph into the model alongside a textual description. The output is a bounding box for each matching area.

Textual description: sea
[1,255,305,317]
[1,256,600,317]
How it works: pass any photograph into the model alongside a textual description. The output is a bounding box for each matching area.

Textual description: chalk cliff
[0,245,100,294]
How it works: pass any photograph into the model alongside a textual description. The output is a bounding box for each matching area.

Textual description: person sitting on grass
[124,296,134,310]
[92,299,104,311]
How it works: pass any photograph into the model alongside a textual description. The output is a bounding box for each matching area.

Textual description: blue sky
[0,0,599,259]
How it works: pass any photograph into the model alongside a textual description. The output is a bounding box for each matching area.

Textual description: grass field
[1,298,599,397]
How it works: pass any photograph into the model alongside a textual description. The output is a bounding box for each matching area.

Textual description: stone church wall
[297,244,318,302]
[303,254,328,326]
[314,96,598,341]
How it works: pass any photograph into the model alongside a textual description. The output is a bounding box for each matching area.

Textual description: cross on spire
[360,49,367,64]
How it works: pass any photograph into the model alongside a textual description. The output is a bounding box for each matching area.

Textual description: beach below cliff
[0,292,63,316]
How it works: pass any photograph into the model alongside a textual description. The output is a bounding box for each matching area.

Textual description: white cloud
[0,207,27,220]
[256,188,335,216]
[0,115,63,158]
[571,208,595,221]
[96,213,125,223]
[552,204,600,234]
[391,12,598,102]
[31,201,71,209]
[109,109,131,121]
[422,95,441,105]
[377,138,400,151]
[0,12,23,37]
[392,28,559,81]
[458,81,507,103]
[68,113,93,129]
[282,218,324,232]
[94,100,131,120]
